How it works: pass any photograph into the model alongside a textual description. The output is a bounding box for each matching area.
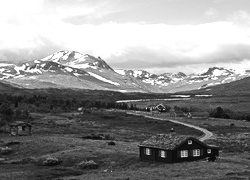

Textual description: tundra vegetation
[0,90,249,179]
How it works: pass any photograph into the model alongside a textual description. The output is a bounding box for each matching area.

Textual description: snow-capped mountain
[0,51,162,93]
[159,67,250,92]
[0,50,249,93]
[40,50,113,71]
[115,67,250,93]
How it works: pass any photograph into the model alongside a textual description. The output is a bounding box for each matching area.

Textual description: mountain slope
[207,76,250,96]
[185,76,250,96]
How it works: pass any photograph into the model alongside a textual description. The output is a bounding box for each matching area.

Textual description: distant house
[139,134,219,163]
[155,104,166,112]
[146,104,166,113]
[10,121,32,136]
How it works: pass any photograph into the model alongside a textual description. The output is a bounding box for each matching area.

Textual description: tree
[210,107,230,119]
[0,103,14,122]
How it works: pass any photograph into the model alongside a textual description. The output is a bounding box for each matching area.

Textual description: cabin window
[188,140,192,145]
[207,149,211,154]
[180,150,188,158]
[193,149,200,157]
[145,148,151,155]
[160,150,166,158]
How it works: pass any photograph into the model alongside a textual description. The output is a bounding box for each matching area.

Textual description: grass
[0,110,250,180]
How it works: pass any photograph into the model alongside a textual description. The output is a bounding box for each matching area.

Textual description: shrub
[5,141,20,146]
[78,160,98,169]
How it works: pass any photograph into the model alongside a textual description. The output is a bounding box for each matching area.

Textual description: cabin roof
[10,121,32,127]
[139,133,199,150]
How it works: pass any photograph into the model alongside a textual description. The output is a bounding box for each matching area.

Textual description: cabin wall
[139,147,156,161]
[139,147,173,163]
[210,148,219,157]
[174,140,208,163]
[155,149,173,163]
[10,125,31,136]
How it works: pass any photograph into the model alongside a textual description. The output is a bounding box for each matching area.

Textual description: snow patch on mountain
[114,69,126,75]
[0,63,14,67]
[64,67,73,72]
[88,72,120,86]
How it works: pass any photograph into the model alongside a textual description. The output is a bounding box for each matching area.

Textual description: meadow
[0,110,249,180]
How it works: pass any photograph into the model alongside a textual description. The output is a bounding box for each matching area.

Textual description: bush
[82,133,115,140]
[78,160,98,169]
[5,141,20,146]
[0,146,12,154]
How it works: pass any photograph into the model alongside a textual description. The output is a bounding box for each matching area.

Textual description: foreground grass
[0,111,249,180]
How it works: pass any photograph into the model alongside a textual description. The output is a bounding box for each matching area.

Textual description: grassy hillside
[186,76,250,96]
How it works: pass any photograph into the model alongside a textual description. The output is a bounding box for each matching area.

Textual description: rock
[42,156,60,166]
[0,147,12,154]
[78,160,98,169]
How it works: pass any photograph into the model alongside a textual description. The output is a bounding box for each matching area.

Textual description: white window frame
[188,140,192,145]
[145,148,151,155]
[193,149,200,157]
[160,150,166,158]
[207,149,211,154]
[180,150,188,158]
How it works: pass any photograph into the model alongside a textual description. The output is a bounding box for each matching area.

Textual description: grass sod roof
[10,121,32,127]
[139,133,198,150]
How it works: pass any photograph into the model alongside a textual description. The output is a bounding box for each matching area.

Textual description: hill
[186,76,250,96]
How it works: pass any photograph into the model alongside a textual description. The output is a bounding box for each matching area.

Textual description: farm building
[155,104,166,112]
[9,121,32,136]
[139,133,219,163]
[146,104,166,112]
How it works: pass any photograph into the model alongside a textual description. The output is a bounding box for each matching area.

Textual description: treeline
[0,94,142,125]
[0,94,140,112]
[209,106,250,121]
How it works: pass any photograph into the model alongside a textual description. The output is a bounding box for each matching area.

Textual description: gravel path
[127,112,213,141]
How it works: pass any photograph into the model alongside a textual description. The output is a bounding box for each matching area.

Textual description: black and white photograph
[0,0,250,179]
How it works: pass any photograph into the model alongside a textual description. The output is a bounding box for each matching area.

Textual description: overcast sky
[1,0,250,74]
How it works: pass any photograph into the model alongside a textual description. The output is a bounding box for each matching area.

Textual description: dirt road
[127,111,213,141]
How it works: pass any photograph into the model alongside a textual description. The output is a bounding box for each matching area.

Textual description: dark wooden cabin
[139,134,219,163]
[10,121,32,136]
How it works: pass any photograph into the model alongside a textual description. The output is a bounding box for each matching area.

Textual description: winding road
[127,111,213,141]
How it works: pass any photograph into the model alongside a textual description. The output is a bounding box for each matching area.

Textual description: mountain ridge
[0,50,249,93]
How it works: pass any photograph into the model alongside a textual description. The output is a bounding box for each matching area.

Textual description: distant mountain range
[0,50,249,93]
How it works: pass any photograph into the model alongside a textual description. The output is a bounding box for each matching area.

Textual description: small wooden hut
[9,121,32,136]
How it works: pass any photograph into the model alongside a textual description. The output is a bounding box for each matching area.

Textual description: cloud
[228,10,250,27]
[205,8,219,18]
[1,0,250,74]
